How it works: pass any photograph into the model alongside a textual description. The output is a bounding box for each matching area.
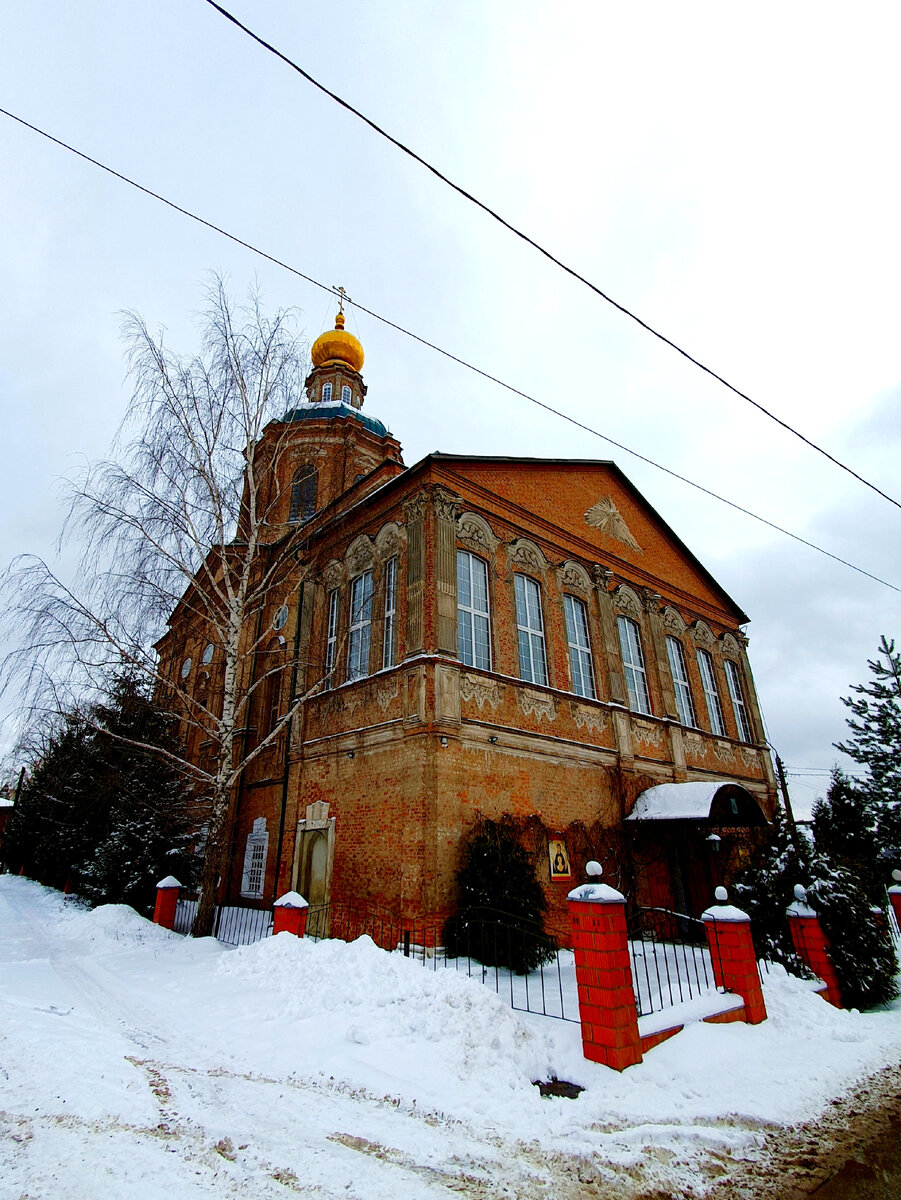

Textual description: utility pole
[774,753,802,854]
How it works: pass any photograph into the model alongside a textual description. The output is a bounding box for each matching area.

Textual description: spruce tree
[811,769,882,904]
[732,802,812,971]
[443,816,555,973]
[835,636,901,870]
[5,674,195,913]
[807,859,899,1010]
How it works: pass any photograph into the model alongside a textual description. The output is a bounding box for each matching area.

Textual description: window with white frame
[666,636,697,727]
[382,557,397,669]
[347,571,374,680]
[697,648,726,736]
[341,384,352,404]
[514,574,549,686]
[240,817,269,898]
[321,381,333,403]
[457,551,491,670]
[617,615,652,714]
[324,588,339,680]
[725,659,754,742]
[563,594,595,699]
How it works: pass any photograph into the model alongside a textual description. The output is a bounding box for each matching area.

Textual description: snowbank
[3,875,901,1198]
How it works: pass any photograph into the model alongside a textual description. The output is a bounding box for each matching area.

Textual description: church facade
[157,311,777,934]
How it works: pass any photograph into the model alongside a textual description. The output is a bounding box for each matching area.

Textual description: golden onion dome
[310,312,365,374]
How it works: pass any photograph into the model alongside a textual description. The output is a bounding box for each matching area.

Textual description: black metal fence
[627,906,723,1017]
[304,902,580,1022]
[172,896,729,1026]
[173,897,272,946]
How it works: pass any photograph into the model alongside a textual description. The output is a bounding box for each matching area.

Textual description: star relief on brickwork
[584,497,642,553]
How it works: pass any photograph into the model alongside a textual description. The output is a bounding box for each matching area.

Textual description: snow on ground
[2,875,901,1199]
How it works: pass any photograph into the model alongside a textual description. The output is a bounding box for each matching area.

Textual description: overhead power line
[1,104,898,595]
[202,0,901,517]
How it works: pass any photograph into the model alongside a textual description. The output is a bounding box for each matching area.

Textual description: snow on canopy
[625,781,759,822]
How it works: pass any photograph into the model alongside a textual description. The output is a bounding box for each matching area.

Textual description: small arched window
[289,464,317,523]
[321,382,333,403]
[341,384,352,404]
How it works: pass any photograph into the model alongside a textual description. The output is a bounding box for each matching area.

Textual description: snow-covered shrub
[443,815,555,974]
[807,859,899,1010]
[732,803,812,974]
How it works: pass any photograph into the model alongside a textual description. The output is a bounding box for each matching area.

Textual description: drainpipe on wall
[273,578,305,903]
[222,594,268,905]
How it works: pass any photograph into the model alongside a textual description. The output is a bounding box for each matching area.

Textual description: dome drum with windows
[293,305,388,435]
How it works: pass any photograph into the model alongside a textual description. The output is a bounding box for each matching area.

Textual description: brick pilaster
[273,890,309,936]
[786,886,842,1008]
[567,879,643,1071]
[702,888,767,1024]
[889,871,901,934]
[153,876,182,930]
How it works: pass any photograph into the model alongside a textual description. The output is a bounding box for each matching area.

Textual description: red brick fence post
[153,876,182,930]
[273,891,309,937]
[888,869,901,934]
[701,887,767,1024]
[786,884,842,1007]
[567,864,643,1071]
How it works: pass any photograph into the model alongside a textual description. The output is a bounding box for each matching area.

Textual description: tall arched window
[457,550,491,670]
[288,464,317,523]
[617,615,652,714]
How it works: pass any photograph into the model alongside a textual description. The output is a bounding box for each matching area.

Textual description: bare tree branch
[1,278,321,937]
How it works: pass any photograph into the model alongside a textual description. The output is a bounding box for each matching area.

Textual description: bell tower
[269,293,404,525]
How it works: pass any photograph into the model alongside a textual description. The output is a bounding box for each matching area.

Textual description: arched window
[241,818,269,898]
[725,660,754,742]
[697,648,726,736]
[341,384,352,404]
[457,551,491,670]
[347,571,374,681]
[617,615,652,714]
[514,574,548,686]
[563,594,595,698]
[288,465,317,523]
[666,636,697,727]
[321,382,333,403]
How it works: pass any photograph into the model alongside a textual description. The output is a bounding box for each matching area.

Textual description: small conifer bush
[443,816,555,974]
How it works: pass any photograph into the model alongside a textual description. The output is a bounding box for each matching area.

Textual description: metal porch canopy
[625,781,767,824]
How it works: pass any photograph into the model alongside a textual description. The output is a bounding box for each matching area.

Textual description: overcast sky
[2,1,899,813]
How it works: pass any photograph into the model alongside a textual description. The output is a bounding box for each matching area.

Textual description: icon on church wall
[548,838,571,880]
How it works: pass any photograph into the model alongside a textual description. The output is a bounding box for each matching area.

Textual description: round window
[202,643,215,665]
[273,605,289,631]
[180,657,192,679]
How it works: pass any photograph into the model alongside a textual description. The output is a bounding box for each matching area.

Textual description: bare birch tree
[2,279,323,936]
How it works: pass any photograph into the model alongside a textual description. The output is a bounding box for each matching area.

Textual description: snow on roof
[625,781,743,821]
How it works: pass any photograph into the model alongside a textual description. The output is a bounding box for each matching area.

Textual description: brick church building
[158,308,776,933]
